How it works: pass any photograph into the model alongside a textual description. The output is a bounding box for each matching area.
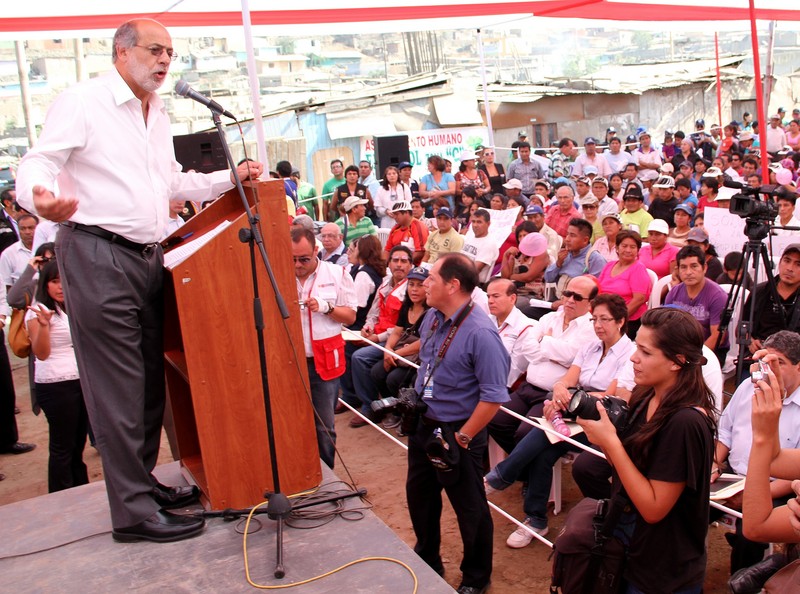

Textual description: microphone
[174,80,236,120]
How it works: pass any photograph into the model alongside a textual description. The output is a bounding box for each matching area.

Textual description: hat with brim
[389,201,412,213]
[674,204,694,215]
[519,233,548,257]
[702,167,723,178]
[648,219,669,235]
[602,213,622,224]
[502,179,523,190]
[436,207,454,219]
[686,227,709,243]
[343,196,369,212]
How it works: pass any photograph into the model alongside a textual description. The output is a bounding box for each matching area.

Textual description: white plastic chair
[722,288,750,383]
[648,274,674,309]
[375,228,390,250]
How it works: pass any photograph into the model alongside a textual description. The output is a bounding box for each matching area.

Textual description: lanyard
[423,302,474,387]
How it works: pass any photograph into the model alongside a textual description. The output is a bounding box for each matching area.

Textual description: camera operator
[406,253,509,594]
[742,245,800,362]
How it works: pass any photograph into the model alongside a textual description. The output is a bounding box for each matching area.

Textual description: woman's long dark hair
[624,307,716,469]
[356,234,385,273]
[381,166,400,191]
[35,259,65,315]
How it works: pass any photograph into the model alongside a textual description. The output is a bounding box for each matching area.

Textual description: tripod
[718,218,784,381]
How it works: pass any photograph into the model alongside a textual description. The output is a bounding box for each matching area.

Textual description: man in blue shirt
[408,253,509,594]
[544,218,606,295]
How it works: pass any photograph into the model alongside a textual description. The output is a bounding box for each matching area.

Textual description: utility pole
[15,41,37,148]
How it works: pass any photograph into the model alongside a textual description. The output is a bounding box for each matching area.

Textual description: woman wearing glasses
[25,260,89,492]
[484,294,635,547]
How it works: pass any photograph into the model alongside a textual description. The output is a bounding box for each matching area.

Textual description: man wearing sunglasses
[16,18,264,544]
[488,275,596,454]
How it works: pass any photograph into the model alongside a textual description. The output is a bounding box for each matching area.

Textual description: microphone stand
[209,109,291,578]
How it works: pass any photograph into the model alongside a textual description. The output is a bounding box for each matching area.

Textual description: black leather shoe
[112,510,205,543]
[729,553,786,594]
[0,442,36,455]
[152,481,201,509]
[457,583,490,594]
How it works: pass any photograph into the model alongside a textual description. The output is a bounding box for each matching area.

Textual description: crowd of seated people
[7,110,800,589]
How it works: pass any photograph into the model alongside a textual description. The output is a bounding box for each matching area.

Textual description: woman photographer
[577,307,716,594]
[484,294,635,547]
[25,260,89,492]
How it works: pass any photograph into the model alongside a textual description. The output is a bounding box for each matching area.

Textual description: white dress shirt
[492,306,538,387]
[0,240,32,288]
[718,378,800,475]
[525,308,595,390]
[571,335,636,392]
[16,69,232,243]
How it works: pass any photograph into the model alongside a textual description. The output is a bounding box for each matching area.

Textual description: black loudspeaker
[172,131,228,174]
[374,135,410,179]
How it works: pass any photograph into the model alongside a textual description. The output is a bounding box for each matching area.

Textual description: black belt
[64,222,158,256]
[421,416,468,429]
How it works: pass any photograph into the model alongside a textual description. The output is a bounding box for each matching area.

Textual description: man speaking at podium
[16,19,263,543]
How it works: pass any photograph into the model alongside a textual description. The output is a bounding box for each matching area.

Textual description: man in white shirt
[0,213,36,290]
[461,208,499,285]
[604,136,634,174]
[766,114,788,156]
[714,331,800,572]
[16,18,264,543]
[488,275,597,453]
[571,137,611,178]
[293,228,357,466]
[161,198,186,240]
[486,278,537,388]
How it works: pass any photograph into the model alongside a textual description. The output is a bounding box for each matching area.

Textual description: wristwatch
[324,301,336,315]
[456,431,472,446]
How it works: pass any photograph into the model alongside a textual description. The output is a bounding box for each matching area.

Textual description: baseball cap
[784,244,800,258]
[584,165,599,176]
[584,136,598,145]
[406,266,429,282]
[602,212,622,224]
[606,127,617,133]
[592,177,609,187]
[659,163,675,175]
[436,207,454,219]
[343,196,368,212]
[679,160,694,169]
[389,201,412,213]
[702,167,723,178]
[648,219,670,235]
[653,175,676,189]
[686,227,709,243]
[674,203,694,215]
[770,113,782,120]
[398,161,412,170]
[518,130,528,138]
[519,233,548,257]
[577,176,591,185]
[554,176,571,186]
[695,118,705,127]
[524,204,544,216]
[579,195,599,206]
[502,179,523,190]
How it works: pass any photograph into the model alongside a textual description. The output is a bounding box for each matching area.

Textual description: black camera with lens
[562,388,629,432]
[371,387,428,435]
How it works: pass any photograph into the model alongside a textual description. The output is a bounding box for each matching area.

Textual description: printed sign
[360,127,490,180]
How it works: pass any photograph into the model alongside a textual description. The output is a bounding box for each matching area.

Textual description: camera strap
[420,301,474,392]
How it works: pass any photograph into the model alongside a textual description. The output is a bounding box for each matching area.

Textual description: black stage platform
[0,462,453,593]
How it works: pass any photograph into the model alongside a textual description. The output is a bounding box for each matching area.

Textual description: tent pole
[241,0,269,171]
[765,20,776,111]
[477,29,495,148]
[714,33,722,129]
[748,0,769,177]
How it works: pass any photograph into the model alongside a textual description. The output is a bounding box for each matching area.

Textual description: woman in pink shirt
[638,219,679,278]
[597,230,652,338]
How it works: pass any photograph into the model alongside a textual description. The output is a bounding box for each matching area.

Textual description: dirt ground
[0,348,734,593]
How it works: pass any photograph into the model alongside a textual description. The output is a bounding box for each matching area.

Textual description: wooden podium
[162,179,322,509]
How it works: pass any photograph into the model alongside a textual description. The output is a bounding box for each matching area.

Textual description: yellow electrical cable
[242,500,418,592]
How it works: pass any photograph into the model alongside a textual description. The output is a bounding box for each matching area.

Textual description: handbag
[764,559,800,593]
[8,296,31,358]
[393,328,420,367]
[550,497,627,594]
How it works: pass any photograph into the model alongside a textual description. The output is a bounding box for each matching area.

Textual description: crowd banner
[360,126,490,180]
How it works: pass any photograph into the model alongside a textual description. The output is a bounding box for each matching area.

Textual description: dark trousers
[487,382,548,454]
[572,449,613,500]
[369,360,417,400]
[57,226,164,529]
[0,329,19,448]
[36,379,89,493]
[406,420,493,589]
[306,359,338,468]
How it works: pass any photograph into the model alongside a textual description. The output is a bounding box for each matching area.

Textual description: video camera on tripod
[723,180,793,240]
